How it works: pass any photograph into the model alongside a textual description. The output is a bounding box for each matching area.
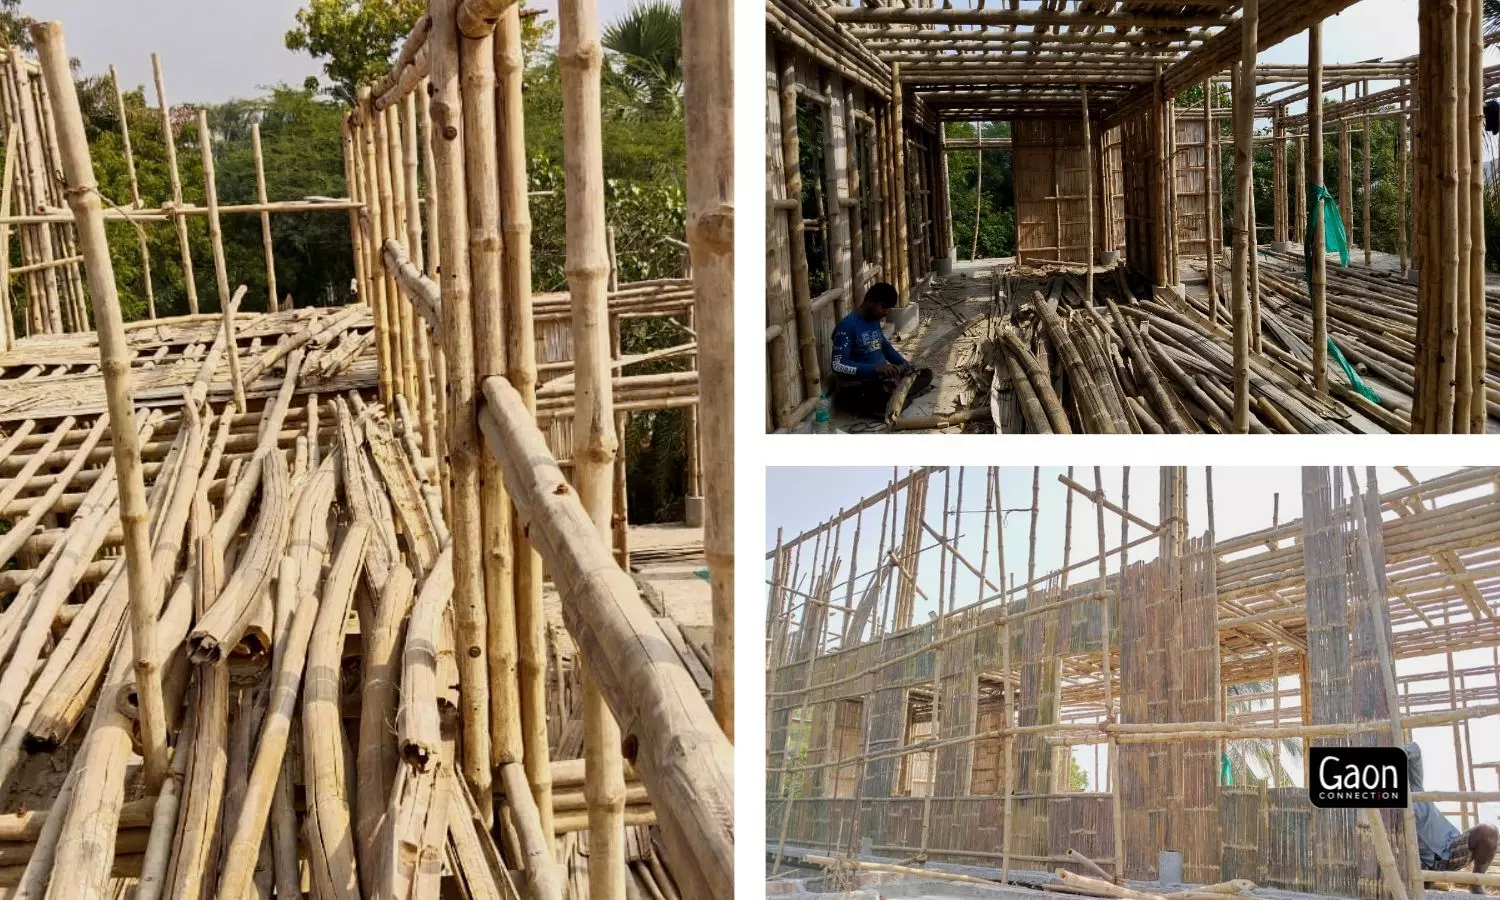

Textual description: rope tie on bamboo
[61,182,151,246]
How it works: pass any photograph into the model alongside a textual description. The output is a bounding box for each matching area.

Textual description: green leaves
[284,0,426,104]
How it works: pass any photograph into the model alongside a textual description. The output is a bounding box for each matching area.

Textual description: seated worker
[1410,741,1498,893]
[830,282,932,420]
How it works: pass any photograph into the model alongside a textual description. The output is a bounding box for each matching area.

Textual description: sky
[766,466,1500,819]
[25,0,644,104]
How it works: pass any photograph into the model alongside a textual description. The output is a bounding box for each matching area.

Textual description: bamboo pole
[1083,87,1095,305]
[374,101,409,409]
[197,109,245,412]
[1398,92,1408,277]
[429,0,493,820]
[108,63,155,319]
[244,124,280,315]
[684,0,734,741]
[400,91,437,457]
[1308,25,1327,397]
[1202,80,1216,323]
[357,89,396,407]
[495,1,553,845]
[34,20,169,793]
[459,23,522,776]
[151,52,197,315]
[1231,34,1254,433]
[9,52,58,332]
[779,47,823,402]
[1466,0,1485,434]
[479,377,733,898]
[892,62,910,302]
[558,0,626,890]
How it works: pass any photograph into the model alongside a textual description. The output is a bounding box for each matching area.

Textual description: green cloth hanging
[1302,185,1380,404]
[1221,752,1233,786]
[1304,184,1350,271]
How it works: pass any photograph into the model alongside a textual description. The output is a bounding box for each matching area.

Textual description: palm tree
[1223,681,1304,786]
[1486,0,1500,36]
[602,0,682,118]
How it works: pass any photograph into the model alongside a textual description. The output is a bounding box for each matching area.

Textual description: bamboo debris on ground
[983,256,1490,434]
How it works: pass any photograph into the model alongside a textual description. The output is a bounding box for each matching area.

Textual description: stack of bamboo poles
[987,263,1436,434]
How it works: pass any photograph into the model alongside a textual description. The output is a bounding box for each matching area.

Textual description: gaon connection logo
[1309,746,1410,809]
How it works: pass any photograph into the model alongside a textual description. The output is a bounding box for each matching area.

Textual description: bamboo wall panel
[1120,111,1155,281]
[1174,118,1210,256]
[1219,785,1266,884]
[1012,119,1091,264]
[1177,535,1222,885]
[765,43,804,427]
[1300,467,1359,896]
[1103,126,1126,254]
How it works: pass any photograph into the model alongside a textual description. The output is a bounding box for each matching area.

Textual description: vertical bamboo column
[0,127,13,350]
[1230,15,1255,433]
[1272,107,1286,245]
[1308,26,1328,397]
[251,123,279,312]
[1466,0,1485,433]
[418,81,451,517]
[152,53,198,315]
[387,103,421,413]
[429,0,493,821]
[374,102,410,409]
[197,109,246,411]
[1295,135,1306,243]
[846,88,865,303]
[1083,87,1094,306]
[495,2,553,843]
[684,0,734,741]
[971,122,984,262]
[892,62,910,304]
[357,90,396,407]
[1339,115,1352,240]
[558,0,626,893]
[400,91,437,456]
[778,50,821,403]
[34,19,168,792]
[1203,80,1217,321]
[1361,106,1372,267]
[9,51,59,332]
[109,64,156,319]
[1398,92,1409,277]
[1454,3,1473,432]
[456,18,522,780]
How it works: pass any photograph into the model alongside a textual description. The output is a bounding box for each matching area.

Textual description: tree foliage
[284,0,427,105]
[944,120,1016,261]
[601,0,683,118]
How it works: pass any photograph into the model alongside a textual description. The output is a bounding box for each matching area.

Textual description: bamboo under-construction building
[0,1,732,897]
[765,0,1496,434]
[766,466,1500,898]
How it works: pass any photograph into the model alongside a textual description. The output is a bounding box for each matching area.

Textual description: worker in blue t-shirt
[829,282,932,420]
[1410,741,1497,892]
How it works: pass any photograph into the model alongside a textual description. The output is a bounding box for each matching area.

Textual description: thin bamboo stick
[250,123,279,313]
[196,109,245,411]
[1231,21,1255,433]
[152,52,197,314]
[108,63,155,319]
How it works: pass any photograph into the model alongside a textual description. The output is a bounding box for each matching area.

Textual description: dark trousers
[833,367,933,420]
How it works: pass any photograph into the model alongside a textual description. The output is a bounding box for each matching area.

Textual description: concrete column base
[1269,240,1299,252]
[935,254,954,276]
[889,302,921,336]
[684,495,704,528]
[1096,250,1120,267]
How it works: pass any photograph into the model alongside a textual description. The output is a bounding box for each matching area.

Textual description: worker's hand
[876,363,899,378]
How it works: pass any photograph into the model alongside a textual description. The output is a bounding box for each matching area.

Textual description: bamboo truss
[765,0,1493,434]
[768,465,1500,899]
[0,6,731,897]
